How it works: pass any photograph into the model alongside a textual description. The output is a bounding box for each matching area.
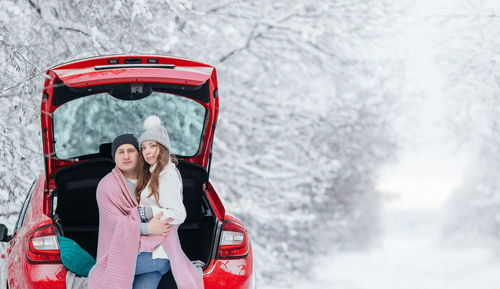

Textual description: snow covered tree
[437,0,500,251]
[0,0,408,284]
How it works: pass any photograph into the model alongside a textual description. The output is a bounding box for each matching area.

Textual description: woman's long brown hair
[136,142,178,205]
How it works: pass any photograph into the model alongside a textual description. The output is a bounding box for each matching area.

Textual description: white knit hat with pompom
[139,115,171,151]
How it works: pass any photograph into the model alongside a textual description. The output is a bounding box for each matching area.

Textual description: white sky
[377,144,468,210]
[375,0,472,210]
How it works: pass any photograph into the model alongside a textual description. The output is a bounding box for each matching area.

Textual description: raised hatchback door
[41,55,219,181]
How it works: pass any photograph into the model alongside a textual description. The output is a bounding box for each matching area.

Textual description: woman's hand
[146,212,174,236]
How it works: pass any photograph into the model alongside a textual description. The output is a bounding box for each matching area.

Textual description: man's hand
[146,212,174,236]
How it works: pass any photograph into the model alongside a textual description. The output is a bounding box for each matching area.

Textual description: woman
[134,115,204,289]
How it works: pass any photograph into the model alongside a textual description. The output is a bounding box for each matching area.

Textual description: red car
[0,55,254,289]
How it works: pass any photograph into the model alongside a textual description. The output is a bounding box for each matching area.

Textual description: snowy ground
[262,208,500,289]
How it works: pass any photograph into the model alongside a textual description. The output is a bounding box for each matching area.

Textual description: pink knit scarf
[88,167,204,289]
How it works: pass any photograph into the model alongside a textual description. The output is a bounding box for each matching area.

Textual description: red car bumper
[6,257,254,289]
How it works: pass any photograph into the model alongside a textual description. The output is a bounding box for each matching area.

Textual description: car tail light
[25,224,61,264]
[218,220,249,259]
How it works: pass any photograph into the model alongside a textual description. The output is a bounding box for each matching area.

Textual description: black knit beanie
[111,134,139,160]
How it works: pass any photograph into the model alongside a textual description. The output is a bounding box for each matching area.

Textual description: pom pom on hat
[143,115,162,130]
[139,115,171,151]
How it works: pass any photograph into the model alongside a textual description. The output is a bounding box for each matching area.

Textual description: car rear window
[52,91,206,159]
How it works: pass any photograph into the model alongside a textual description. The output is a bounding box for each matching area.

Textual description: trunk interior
[50,157,219,283]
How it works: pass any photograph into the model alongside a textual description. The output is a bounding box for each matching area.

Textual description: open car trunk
[50,157,219,282]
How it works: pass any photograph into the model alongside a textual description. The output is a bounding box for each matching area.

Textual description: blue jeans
[133,252,171,289]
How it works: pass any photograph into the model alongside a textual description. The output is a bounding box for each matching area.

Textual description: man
[89,134,173,289]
